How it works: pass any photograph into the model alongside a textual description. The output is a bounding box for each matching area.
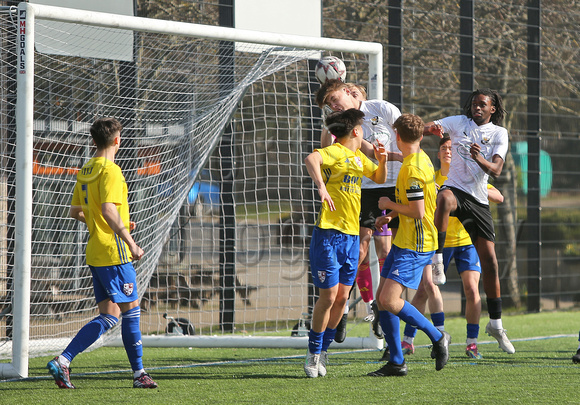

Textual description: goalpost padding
[1,2,383,378]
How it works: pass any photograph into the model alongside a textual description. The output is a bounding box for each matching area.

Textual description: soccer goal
[0,2,383,378]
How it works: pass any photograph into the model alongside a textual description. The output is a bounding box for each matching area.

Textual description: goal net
[0,3,383,377]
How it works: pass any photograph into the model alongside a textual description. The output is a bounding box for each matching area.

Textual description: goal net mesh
[0,8,372,359]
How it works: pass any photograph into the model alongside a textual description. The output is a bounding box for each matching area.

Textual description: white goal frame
[2,1,383,379]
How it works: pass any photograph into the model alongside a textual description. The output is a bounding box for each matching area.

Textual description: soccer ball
[315,56,347,84]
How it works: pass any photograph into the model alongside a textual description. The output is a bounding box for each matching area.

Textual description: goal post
[1,2,383,378]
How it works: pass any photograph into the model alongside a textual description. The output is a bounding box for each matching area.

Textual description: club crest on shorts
[317,271,326,283]
[123,283,134,296]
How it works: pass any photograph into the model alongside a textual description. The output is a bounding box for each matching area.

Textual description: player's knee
[98,313,119,331]
[463,284,479,301]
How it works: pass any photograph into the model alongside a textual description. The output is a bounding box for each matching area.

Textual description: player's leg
[432,188,458,283]
[401,267,434,355]
[113,263,157,388]
[460,267,482,359]
[47,267,120,389]
[367,276,407,376]
[335,226,373,342]
[374,248,449,372]
[475,237,515,354]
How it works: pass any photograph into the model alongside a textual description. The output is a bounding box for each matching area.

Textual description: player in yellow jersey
[47,118,157,389]
[367,113,450,377]
[303,108,387,378]
[401,136,504,360]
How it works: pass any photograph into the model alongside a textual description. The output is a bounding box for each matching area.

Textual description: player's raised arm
[367,141,388,184]
[423,122,444,138]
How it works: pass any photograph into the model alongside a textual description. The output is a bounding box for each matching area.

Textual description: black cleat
[431,331,451,359]
[380,345,390,361]
[432,330,450,371]
[334,313,348,343]
[367,361,408,377]
[573,349,580,364]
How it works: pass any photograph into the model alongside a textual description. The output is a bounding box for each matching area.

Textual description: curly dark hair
[462,88,507,125]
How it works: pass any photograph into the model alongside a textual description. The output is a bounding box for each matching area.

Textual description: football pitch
[1,310,579,404]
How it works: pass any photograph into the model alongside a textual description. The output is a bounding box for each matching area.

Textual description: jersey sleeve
[406,175,426,201]
[99,166,125,205]
[71,183,81,206]
[360,152,379,178]
[492,127,509,161]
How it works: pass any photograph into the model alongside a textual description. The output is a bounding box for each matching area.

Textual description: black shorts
[360,187,400,230]
[444,186,495,243]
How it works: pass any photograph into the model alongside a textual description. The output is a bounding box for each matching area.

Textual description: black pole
[218,0,236,332]
[459,0,474,316]
[387,0,402,109]
[459,0,474,107]
[526,0,541,312]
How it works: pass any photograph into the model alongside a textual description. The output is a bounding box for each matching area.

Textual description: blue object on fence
[510,141,553,197]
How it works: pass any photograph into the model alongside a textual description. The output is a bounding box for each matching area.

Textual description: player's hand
[378,196,392,210]
[318,186,336,211]
[373,141,388,162]
[426,124,444,138]
[130,244,145,261]
[375,215,391,232]
[469,143,482,160]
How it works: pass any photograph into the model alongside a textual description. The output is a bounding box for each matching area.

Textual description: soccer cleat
[334,313,348,343]
[47,357,75,389]
[370,301,383,339]
[485,322,515,354]
[133,372,158,388]
[431,254,446,285]
[318,351,328,377]
[431,332,451,359]
[363,312,375,323]
[380,345,390,361]
[466,343,483,359]
[432,330,450,371]
[304,350,320,378]
[367,361,408,377]
[572,349,580,364]
[401,341,415,355]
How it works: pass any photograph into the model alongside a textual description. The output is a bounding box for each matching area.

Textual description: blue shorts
[443,245,481,274]
[90,262,139,304]
[381,245,435,290]
[309,227,359,289]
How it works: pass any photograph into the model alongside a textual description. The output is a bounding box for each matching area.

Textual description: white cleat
[318,351,328,377]
[485,322,515,354]
[304,350,320,378]
[432,253,446,285]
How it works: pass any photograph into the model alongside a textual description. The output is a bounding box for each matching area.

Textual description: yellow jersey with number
[71,156,132,266]
[393,151,437,252]
[314,143,378,235]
